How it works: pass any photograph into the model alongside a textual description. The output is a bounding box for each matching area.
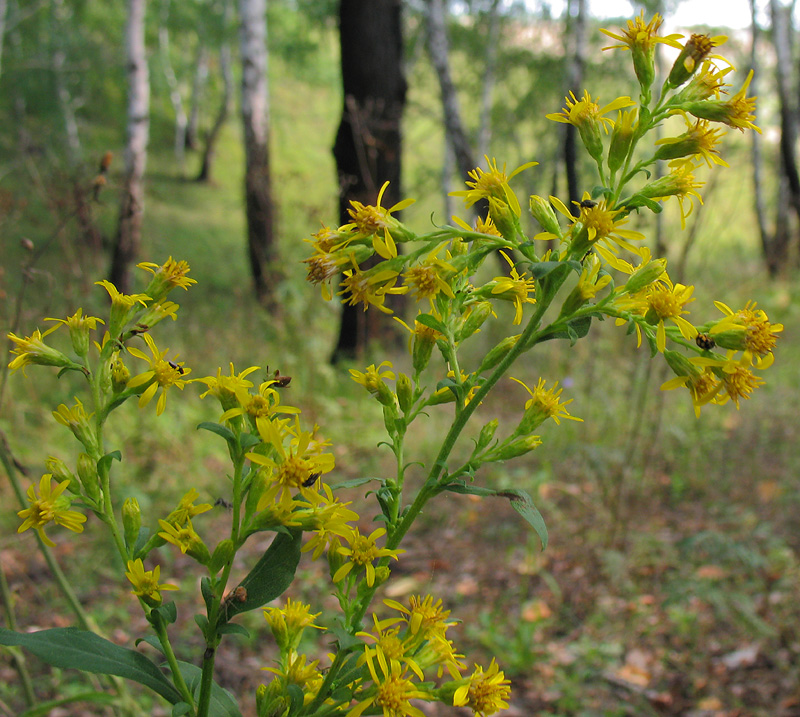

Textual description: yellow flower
[338,259,407,315]
[667,32,727,88]
[350,361,395,394]
[683,70,760,133]
[487,251,536,325]
[546,92,635,161]
[127,333,191,415]
[383,594,456,641]
[333,527,402,587]
[17,474,87,547]
[510,377,583,428]
[125,559,178,606]
[194,363,260,411]
[637,162,705,229]
[453,659,511,717]
[600,13,682,92]
[691,350,765,409]
[137,257,196,302]
[654,119,729,168]
[551,193,645,262]
[710,300,782,365]
[45,308,104,358]
[52,398,98,452]
[346,646,430,717]
[357,614,425,681]
[640,276,698,352]
[402,245,457,303]
[450,156,537,218]
[673,60,733,103]
[164,488,213,526]
[157,519,210,564]
[661,366,723,418]
[95,279,151,336]
[7,325,72,373]
[339,181,415,259]
[264,598,323,652]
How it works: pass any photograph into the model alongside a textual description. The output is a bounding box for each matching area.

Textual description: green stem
[150,611,195,709]
[196,448,245,717]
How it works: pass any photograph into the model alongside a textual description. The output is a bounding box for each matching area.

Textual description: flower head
[347,646,430,717]
[125,559,178,606]
[8,326,72,373]
[667,32,727,88]
[450,156,537,218]
[17,474,87,547]
[127,333,191,415]
[333,527,402,587]
[486,252,536,325]
[453,659,511,717]
[510,376,583,430]
[137,257,196,302]
[683,70,760,133]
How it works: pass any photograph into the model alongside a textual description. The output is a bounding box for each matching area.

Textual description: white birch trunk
[239,0,275,306]
[110,0,149,291]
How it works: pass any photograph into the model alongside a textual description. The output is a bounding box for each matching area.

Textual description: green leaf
[172,703,193,716]
[19,691,117,717]
[622,194,662,213]
[331,477,380,490]
[414,312,447,334]
[217,529,302,626]
[0,627,182,704]
[528,261,564,280]
[439,484,548,549]
[217,623,250,638]
[239,432,261,450]
[97,450,122,477]
[197,422,236,442]
[173,661,242,717]
[542,315,593,343]
[135,635,165,655]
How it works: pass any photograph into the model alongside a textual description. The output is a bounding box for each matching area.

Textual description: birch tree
[239,0,276,307]
[109,0,149,292]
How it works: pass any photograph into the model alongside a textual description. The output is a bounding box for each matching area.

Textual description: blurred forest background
[2,0,800,715]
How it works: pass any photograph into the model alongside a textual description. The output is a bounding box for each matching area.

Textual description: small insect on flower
[579,198,598,209]
[214,497,233,510]
[268,368,292,388]
[695,333,716,350]
[168,360,186,375]
[302,472,321,488]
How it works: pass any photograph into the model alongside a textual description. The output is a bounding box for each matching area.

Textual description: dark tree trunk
[767,0,799,275]
[564,0,586,206]
[331,0,406,363]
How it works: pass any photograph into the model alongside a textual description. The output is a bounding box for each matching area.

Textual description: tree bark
[185,45,208,151]
[477,0,501,160]
[749,0,771,271]
[331,0,407,363]
[158,0,187,172]
[425,0,475,188]
[769,0,800,274]
[239,0,276,307]
[197,0,233,183]
[563,0,586,206]
[109,0,149,292]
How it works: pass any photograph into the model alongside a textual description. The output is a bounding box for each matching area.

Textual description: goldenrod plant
[2,14,781,717]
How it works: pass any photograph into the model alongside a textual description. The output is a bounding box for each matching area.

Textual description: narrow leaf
[19,692,117,717]
[197,422,236,442]
[0,627,182,704]
[217,530,302,625]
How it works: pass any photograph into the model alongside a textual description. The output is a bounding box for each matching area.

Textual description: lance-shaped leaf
[0,627,182,704]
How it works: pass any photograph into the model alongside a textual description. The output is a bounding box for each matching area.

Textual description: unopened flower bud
[396,373,413,413]
[45,456,79,494]
[411,324,437,374]
[608,108,638,174]
[667,34,720,88]
[476,419,499,452]
[663,349,700,379]
[122,498,142,552]
[623,257,667,294]
[529,195,561,236]
[479,335,520,373]
[456,302,493,342]
[77,452,101,501]
[111,353,131,392]
[209,539,235,575]
[488,435,543,461]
